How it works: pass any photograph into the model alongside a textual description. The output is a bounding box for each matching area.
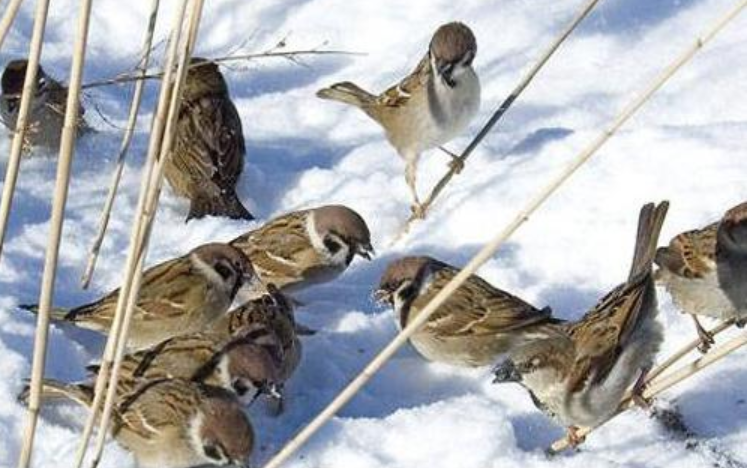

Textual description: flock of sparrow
[1,19,746,468]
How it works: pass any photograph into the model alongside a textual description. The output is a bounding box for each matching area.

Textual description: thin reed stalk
[0,0,24,50]
[80,0,161,289]
[16,0,94,466]
[262,1,747,466]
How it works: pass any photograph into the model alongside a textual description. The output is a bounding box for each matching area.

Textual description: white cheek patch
[190,253,230,293]
[188,412,207,461]
[306,213,350,267]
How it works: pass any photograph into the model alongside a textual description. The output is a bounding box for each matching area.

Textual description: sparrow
[494,202,669,447]
[20,243,257,350]
[230,204,374,297]
[165,57,253,221]
[317,22,480,218]
[375,255,562,367]
[0,59,88,152]
[209,285,301,390]
[21,378,254,468]
[655,201,747,351]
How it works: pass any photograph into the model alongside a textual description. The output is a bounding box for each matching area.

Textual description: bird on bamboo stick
[19,243,258,350]
[375,255,562,367]
[230,205,374,298]
[316,22,480,219]
[0,59,88,153]
[655,201,747,352]
[493,202,668,448]
[166,57,253,221]
[24,379,254,468]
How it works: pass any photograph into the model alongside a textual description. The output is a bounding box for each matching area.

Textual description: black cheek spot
[324,237,342,255]
[214,262,233,280]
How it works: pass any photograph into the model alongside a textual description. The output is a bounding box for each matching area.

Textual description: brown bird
[317,23,480,218]
[375,255,561,367]
[166,57,252,221]
[230,205,374,297]
[20,243,256,350]
[0,59,88,152]
[22,379,254,468]
[494,202,668,447]
[655,201,747,351]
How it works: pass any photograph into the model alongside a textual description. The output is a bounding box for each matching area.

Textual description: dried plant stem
[262,2,746,466]
[70,2,189,468]
[87,1,204,467]
[16,0,93,466]
[645,319,734,383]
[80,0,162,289]
[0,0,24,50]
[0,0,51,263]
[394,0,603,241]
[549,330,747,453]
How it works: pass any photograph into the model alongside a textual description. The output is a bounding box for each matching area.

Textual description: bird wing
[117,380,198,440]
[376,54,430,108]
[417,267,551,337]
[131,333,220,379]
[655,223,717,279]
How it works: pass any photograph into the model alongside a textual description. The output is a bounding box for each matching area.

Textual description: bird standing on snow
[20,243,257,350]
[230,205,374,297]
[317,22,480,218]
[166,58,253,221]
[655,201,747,351]
[375,255,562,367]
[0,59,88,152]
[494,202,668,447]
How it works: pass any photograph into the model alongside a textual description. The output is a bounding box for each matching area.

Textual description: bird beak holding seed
[493,360,522,384]
[373,288,392,305]
[357,243,375,261]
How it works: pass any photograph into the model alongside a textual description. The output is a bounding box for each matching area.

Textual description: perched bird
[166,57,252,221]
[230,205,374,297]
[655,201,747,351]
[0,59,88,152]
[375,255,561,367]
[20,243,257,350]
[317,22,480,218]
[494,202,669,446]
[22,379,254,468]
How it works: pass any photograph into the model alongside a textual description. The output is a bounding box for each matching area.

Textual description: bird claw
[410,203,426,220]
[448,156,465,174]
[566,426,586,448]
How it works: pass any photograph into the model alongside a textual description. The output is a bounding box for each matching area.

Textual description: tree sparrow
[20,243,257,350]
[375,255,562,367]
[0,59,88,152]
[230,205,374,297]
[494,202,669,447]
[317,22,480,218]
[655,201,747,351]
[166,58,253,221]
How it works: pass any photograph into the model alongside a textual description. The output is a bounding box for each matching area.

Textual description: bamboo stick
[395,0,603,239]
[80,0,161,289]
[70,3,189,468]
[261,2,747,466]
[549,331,747,453]
[16,0,94,466]
[0,0,51,263]
[0,0,24,51]
[87,2,204,467]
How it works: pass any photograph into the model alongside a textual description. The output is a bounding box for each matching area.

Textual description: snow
[2,0,747,467]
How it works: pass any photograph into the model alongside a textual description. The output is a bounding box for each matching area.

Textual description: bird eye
[323,236,342,254]
[214,262,234,280]
[233,379,249,396]
[203,443,225,462]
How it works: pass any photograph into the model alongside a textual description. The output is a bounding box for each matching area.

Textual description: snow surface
[1,0,747,467]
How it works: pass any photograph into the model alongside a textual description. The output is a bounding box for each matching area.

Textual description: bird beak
[493,360,522,384]
[373,288,392,305]
[262,382,284,401]
[437,61,456,87]
[357,243,375,261]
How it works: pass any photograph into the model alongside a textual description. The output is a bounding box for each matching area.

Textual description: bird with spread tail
[375,255,562,367]
[166,57,253,221]
[655,201,747,351]
[494,202,668,447]
[317,22,480,218]
[19,243,257,350]
[0,59,88,152]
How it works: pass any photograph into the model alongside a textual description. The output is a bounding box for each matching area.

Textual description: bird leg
[735,318,746,329]
[691,315,715,353]
[405,160,425,219]
[565,426,586,448]
[630,368,653,410]
[438,146,464,174]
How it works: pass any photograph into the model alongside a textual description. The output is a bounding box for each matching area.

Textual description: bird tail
[17,378,94,408]
[316,82,376,108]
[18,303,72,321]
[629,201,670,280]
[187,191,254,222]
